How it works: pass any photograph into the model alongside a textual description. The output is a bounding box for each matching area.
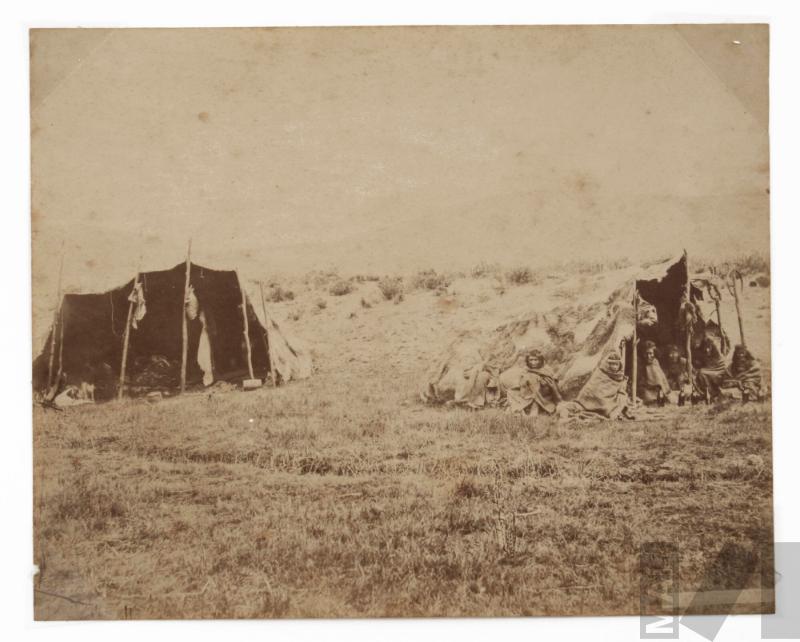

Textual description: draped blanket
[574,351,628,418]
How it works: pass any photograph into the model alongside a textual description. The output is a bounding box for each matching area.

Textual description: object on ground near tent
[54,384,94,408]
[243,378,262,390]
[132,355,178,389]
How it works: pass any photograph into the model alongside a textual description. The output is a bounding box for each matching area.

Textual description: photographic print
[31,25,772,619]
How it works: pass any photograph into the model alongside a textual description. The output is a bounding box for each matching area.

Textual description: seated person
[498,348,562,415]
[662,344,692,404]
[638,340,672,406]
[572,348,632,419]
[728,344,763,402]
[663,344,688,389]
[455,363,501,410]
[694,336,730,402]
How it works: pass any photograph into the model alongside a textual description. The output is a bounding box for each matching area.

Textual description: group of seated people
[637,337,763,407]
[472,336,763,421]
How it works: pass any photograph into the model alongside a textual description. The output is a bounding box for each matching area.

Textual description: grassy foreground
[33,366,773,619]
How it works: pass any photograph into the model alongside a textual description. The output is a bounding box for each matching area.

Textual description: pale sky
[31,25,769,309]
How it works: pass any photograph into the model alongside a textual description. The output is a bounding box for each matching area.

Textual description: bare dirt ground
[32,261,773,619]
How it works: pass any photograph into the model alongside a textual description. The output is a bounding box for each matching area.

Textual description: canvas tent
[33,261,311,401]
[422,253,722,405]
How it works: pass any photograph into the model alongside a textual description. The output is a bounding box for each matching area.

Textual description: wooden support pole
[631,285,638,405]
[237,271,255,380]
[180,240,192,393]
[685,251,693,392]
[730,271,746,347]
[46,248,65,391]
[118,271,141,400]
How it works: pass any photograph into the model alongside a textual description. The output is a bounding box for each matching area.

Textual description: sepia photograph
[29,24,773,620]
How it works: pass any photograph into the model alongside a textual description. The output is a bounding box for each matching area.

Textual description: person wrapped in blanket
[663,344,692,405]
[727,344,763,402]
[559,348,632,420]
[694,336,730,403]
[637,340,672,406]
[498,348,562,416]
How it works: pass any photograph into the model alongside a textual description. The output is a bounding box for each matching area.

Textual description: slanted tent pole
[259,281,278,386]
[180,240,192,393]
[237,271,255,380]
[56,309,65,384]
[47,305,61,392]
[46,247,65,391]
[631,284,638,405]
[118,271,141,400]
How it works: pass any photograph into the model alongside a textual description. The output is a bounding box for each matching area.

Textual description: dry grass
[33,375,772,619]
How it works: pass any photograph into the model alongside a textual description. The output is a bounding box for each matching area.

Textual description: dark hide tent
[33,263,271,401]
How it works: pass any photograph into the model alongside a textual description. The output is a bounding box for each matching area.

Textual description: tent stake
[180,240,192,393]
[46,247,65,392]
[631,284,638,405]
[237,271,255,381]
[118,271,141,400]
[259,281,278,387]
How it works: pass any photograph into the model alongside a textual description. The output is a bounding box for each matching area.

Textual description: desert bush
[315,299,327,310]
[267,285,294,302]
[572,258,632,274]
[360,297,372,309]
[378,276,403,301]
[471,261,500,278]
[410,269,451,291]
[698,253,770,278]
[733,254,770,276]
[305,269,341,289]
[329,279,355,296]
[504,266,538,286]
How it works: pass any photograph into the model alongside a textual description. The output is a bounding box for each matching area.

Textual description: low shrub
[471,261,500,278]
[378,277,404,301]
[267,286,294,302]
[329,279,355,296]
[505,266,538,286]
[411,269,451,291]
